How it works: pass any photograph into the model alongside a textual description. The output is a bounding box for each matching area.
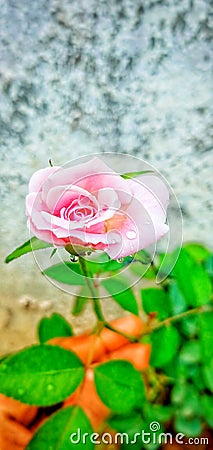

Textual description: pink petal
[53,226,109,246]
[26,193,37,216]
[27,192,60,232]
[28,219,68,246]
[105,176,169,259]
[130,174,169,222]
[29,166,61,193]
[97,188,120,209]
[44,185,98,214]
[41,157,130,199]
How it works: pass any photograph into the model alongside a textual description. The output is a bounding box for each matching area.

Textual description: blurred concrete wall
[0,0,212,353]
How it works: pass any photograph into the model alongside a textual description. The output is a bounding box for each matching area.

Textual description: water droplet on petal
[70,255,79,262]
[47,384,54,391]
[130,242,135,251]
[111,239,116,244]
[145,220,150,225]
[126,230,136,240]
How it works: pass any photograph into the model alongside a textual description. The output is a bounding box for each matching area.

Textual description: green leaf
[50,248,57,258]
[72,286,89,316]
[142,401,173,423]
[26,406,94,450]
[174,416,202,437]
[179,341,201,365]
[108,412,144,435]
[94,360,144,413]
[205,254,213,277]
[43,262,85,286]
[190,366,205,391]
[150,326,180,368]
[0,345,84,406]
[172,384,201,421]
[133,249,152,265]
[86,252,133,274]
[199,311,213,362]
[121,170,154,179]
[0,354,10,364]
[38,313,73,343]
[141,288,171,320]
[201,395,213,428]
[156,248,183,285]
[108,413,145,449]
[135,403,165,450]
[180,315,199,338]
[179,394,200,419]
[101,278,138,315]
[5,237,52,263]
[130,262,156,279]
[183,242,210,263]
[171,383,196,406]
[149,404,173,422]
[129,248,155,279]
[202,359,213,392]
[169,282,187,315]
[173,248,212,306]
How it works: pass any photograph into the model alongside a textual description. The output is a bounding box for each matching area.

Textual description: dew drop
[18,388,24,396]
[130,242,135,251]
[86,251,92,256]
[117,257,124,263]
[111,239,116,244]
[145,220,150,225]
[126,230,136,240]
[70,255,79,262]
[47,384,54,391]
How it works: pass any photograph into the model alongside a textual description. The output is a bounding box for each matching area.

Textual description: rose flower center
[60,195,99,224]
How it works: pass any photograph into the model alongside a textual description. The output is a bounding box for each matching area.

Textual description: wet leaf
[0,345,84,406]
[94,360,144,413]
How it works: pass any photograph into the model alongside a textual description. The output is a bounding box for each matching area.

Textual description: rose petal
[130,174,169,222]
[41,157,130,199]
[97,188,120,209]
[26,193,37,216]
[105,184,169,259]
[45,185,99,214]
[29,166,60,193]
[28,219,68,246]
[53,227,109,246]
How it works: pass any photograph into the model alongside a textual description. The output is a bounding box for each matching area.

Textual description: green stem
[78,256,137,341]
[78,257,105,322]
[142,304,213,336]
[104,323,138,342]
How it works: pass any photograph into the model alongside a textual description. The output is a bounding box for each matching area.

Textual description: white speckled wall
[0,0,212,353]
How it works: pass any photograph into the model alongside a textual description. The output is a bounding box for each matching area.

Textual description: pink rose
[26,157,169,259]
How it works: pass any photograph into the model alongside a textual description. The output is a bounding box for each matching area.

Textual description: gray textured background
[0,0,212,353]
